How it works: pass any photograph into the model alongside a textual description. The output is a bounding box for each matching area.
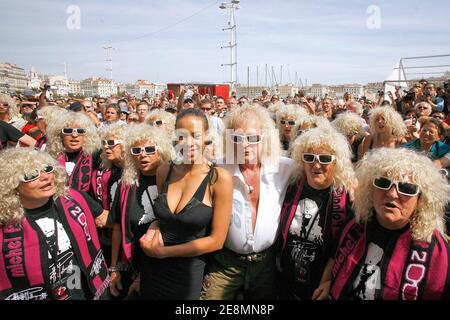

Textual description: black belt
[224,246,272,263]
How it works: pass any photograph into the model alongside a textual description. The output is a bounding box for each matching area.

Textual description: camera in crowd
[403,91,416,102]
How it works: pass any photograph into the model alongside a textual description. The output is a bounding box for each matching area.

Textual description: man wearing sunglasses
[0,148,110,300]
[326,148,450,300]
[202,105,294,300]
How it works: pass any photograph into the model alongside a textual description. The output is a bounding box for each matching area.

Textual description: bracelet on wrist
[108,266,119,273]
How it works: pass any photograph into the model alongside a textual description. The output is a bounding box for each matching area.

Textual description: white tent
[384,60,408,101]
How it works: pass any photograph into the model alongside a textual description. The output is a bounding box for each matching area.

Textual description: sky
[1,0,450,86]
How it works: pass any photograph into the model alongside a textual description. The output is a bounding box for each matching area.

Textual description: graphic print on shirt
[109,180,118,208]
[35,217,75,295]
[289,198,323,243]
[65,162,76,176]
[288,198,323,284]
[139,184,158,225]
[352,242,383,300]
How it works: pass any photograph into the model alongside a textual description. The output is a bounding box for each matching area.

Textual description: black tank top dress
[140,163,214,300]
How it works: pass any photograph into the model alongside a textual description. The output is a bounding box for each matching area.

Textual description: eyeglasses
[433,115,445,120]
[229,134,263,144]
[372,177,420,197]
[102,139,123,147]
[201,107,212,112]
[21,165,54,183]
[151,120,166,127]
[130,145,158,155]
[128,118,139,122]
[280,120,296,126]
[61,128,86,135]
[302,153,336,165]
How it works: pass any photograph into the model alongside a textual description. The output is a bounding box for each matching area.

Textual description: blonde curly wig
[0,148,67,225]
[121,124,175,186]
[332,111,366,139]
[354,147,450,241]
[276,104,309,134]
[144,109,176,137]
[290,126,355,191]
[98,122,128,170]
[46,111,101,157]
[223,103,281,166]
[368,106,407,139]
[0,93,19,118]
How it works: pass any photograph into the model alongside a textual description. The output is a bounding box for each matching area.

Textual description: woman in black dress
[139,108,233,300]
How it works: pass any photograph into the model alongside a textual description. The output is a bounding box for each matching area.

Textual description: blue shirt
[401,138,450,160]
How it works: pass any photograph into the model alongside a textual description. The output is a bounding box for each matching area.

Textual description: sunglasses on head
[61,128,86,135]
[229,134,263,144]
[151,120,166,127]
[21,165,54,183]
[302,153,335,164]
[102,139,123,147]
[280,120,296,126]
[130,145,158,156]
[372,177,420,197]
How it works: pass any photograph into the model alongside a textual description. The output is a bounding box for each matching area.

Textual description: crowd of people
[0,79,450,300]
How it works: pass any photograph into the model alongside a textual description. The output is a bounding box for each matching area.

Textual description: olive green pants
[201,247,277,300]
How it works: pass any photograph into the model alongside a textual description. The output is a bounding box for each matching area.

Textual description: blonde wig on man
[290,126,355,191]
[332,111,366,139]
[368,106,407,140]
[0,93,19,119]
[145,109,176,137]
[0,148,67,225]
[354,147,450,241]
[121,124,175,186]
[223,104,281,166]
[99,122,128,170]
[46,111,101,157]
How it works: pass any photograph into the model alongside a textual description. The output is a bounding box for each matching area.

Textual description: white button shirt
[219,157,294,254]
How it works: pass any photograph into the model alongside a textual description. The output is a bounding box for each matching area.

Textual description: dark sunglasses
[130,145,158,156]
[102,139,123,147]
[61,128,86,135]
[229,134,263,144]
[302,153,335,165]
[373,177,420,197]
[22,165,54,183]
[280,120,296,126]
[151,120,166,127]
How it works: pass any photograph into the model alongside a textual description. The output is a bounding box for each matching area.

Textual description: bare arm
[109,223,123,297]
[311,258,334,300]
[18,134,37,148]
[177,88,185,113]
[39,88,47,108]
[357,135,371,160]
[140,167,233,258]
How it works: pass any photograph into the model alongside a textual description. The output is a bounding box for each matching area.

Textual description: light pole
[220,0,240,90]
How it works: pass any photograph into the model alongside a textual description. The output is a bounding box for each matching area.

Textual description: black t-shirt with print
[348,216,408,300]
[110,174,158,271]
[0,120,24,149]
[24,196,102,300]
[107,165,122,209]
[281,182,333,299]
